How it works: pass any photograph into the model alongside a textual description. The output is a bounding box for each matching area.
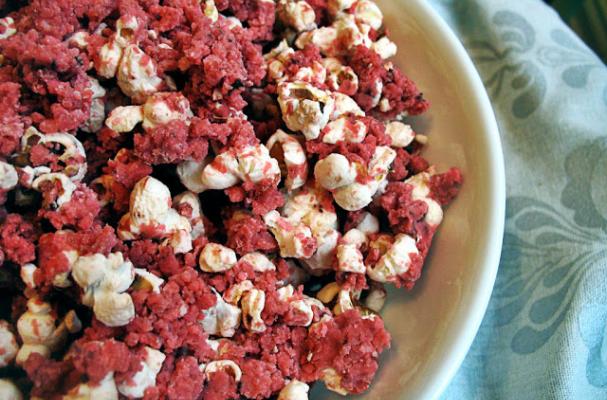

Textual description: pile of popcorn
[0,0,462,399]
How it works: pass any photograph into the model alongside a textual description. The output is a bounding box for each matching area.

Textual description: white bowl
[311,0,506,399]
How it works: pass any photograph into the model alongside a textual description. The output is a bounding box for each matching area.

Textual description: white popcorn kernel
[163,229,193,254]
[177,159,210,193]
[364,284,387,312]
[0,379,22,400]
[0,17,17,40]
[118,347,165,399]
[277,82,335,140]
[277,284,295,302]
[323,57,359,94]
[331,92,364,120]
[287,299,315,327]
[295,27,337,55]
[20,264,37,289]
[321,368,349,395]
[134,268,164,293]
[173,191,206,239]
[68,31,89,49]
[199,243,237,273]
[115,16,140,48]
[119,176,192,242]
[352,0,384,30]
[81,77,107,133]
[385,121,415,148]
[201,152,241,190]
[327,0,356,15]
[117,45,163,102]
[302,229,339,273]
[336,229,367,274]
[201,293,241,337]
[238,252,276,272]
[333,182,375,211]
[0,321,17,367]
[93,291,135,328]
[105,105,144,132]
[142,92,194,130]
[278,0,317,32]
[367,233,419,283]
[0,161,18,191]
[237,144,281,185]
[263,211,317,259]
[333,289,355,315]
[371,36,397,59]
[356,211,380,235]
[368,146,397,180]
[224,280,255,305]
[314,153,357,190]
[32,173,77,208]
[64,373,118,400]
[278,379,309,400]
[97,39,123,79]
[241,289,266,332]
[204,360,242,382]
[203,0,219,22]
[266,130,308,191]
[321,117,367,144]
[406,172,444,226]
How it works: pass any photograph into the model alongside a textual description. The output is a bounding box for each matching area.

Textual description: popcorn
[367,233,419,283]
[352,0,384,30]
[117,44,163,103]
[321,117,367,144]
[16,298,81,364]
[371,36,397,59]
[201,144,281,190]
[105,105,144,133]
[201,292,241,337]
[115,16,140,48]
[241,288,266,332]
[142,92,194,130]
[117,347,166,399]
[263,210,317,259]
[118,176,192,246]
[323,57,359,94]
[173,191,206,239]
[266,129,308,191]
[336,229,367,273]
[199,243,238,273]
[321,368,348,395]
[0,379,22,400]
[31,173,77,208]
[63,373,118,400]
[333,289,356,315]
[278,380,310,400]
[331,92,364,119]
[0,161,18,191]
[97,39,123,78]
[277,82,335,140]
[224,280,255,305]
[71,252,135,327]
[0,321,18,367]
[277,0,317,32]
[406,171,444,226]
[314,153,358,190]
[204,360,242,382]
[363,284,387,312]
[81,77,108,133]
[134,268,165,293]
[238,252,276,272]
[0,17,16,40]
[177,158,211,193]
[385,121,415,148]
[355,211,380,235]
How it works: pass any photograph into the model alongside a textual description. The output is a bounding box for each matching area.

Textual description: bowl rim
[406,1,506,399]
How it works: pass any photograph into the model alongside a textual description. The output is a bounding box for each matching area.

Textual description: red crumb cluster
[0,0,462,399]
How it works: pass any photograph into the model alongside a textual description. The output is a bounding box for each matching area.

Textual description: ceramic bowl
[312,1,505,398]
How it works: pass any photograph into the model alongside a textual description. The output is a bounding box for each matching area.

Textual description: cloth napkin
[426,1,607,399]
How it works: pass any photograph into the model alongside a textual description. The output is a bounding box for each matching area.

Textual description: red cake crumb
[301,309,391,394]
[23,353,77,399]
[430,167,463,205]
[38,184,101,231]
[240,359,285,399]
[134,120,209,165]
[102,149,152,212]
[224,211,278,256]
[166,356,205,400]
[0,214,37,266]
[70,339,134,384]
[378,182,429,236]
[0,82,25,157]
[202,369,239,400]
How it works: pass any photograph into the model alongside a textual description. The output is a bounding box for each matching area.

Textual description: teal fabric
[426,1,607,399]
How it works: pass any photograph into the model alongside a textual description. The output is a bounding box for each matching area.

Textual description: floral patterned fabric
[428,1,607,399]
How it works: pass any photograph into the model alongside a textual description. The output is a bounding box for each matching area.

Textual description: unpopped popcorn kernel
[278,379,310,400]
[385,121,415,148]
[204,360,242,382]
[0,161,18,191]
[241,288,266,332]
[314,153,357,190]
[266,129,308,191]
[277,0,317,32]
[105,105,144,132]
[367,233,419,283]
[277,82,335,140]
[199,243,238,272]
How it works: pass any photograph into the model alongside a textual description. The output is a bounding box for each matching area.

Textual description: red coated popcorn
[0,0,461,398]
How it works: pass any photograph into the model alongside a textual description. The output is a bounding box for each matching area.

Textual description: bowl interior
[311,0,505,399]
